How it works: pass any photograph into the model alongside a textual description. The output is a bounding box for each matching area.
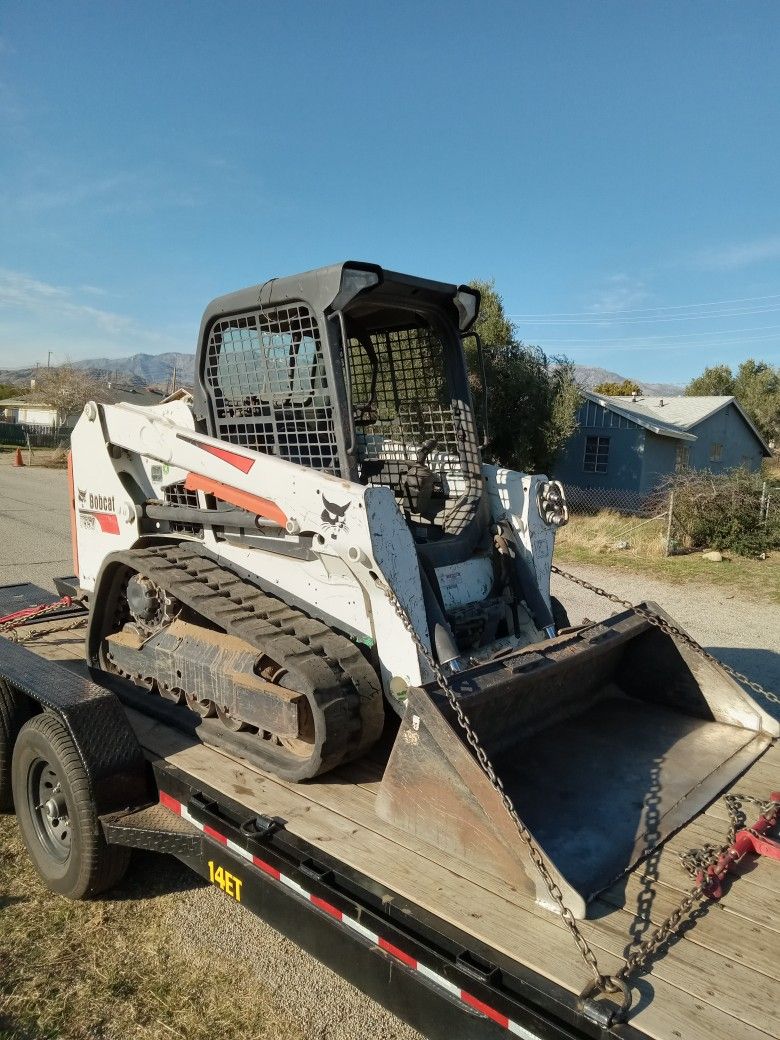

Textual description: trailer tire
[11,713,130,899]
[0,680,31,812]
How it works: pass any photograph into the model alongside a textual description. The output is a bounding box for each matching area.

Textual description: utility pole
[47,351,52,368]
[171,364,177,394]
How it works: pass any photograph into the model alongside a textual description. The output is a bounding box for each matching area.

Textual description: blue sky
[1,1,779,385]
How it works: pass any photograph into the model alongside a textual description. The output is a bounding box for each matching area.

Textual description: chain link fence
[762,481,780,525]
[562,471,779,556]
[562,484,666,518]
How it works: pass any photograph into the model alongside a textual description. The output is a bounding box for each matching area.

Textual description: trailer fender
[0,635,149,817]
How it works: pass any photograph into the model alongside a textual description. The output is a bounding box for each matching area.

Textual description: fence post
[665,490,675,556]
[25,430,33,467]
[760,480,767,524]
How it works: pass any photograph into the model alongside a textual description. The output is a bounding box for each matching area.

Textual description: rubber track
[103,543,383,779]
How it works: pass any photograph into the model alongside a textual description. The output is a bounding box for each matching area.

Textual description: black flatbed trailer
[1,584,779,1040]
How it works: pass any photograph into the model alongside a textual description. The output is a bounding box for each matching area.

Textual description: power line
[561,341,780,357]
[507,291,780,320]
[512,305,780,326]
[532,323,780,345]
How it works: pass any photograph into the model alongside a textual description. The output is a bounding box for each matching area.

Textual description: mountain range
[0,353,195,390]
[0,353,683,398]
[571,366,683,398]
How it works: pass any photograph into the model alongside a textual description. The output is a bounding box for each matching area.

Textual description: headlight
[537,480,569,527]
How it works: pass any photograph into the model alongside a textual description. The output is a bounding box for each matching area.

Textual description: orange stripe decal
[184,473,288,528]
[67,451,79,576]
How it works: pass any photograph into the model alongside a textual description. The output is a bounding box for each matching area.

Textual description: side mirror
[461,332,489,449]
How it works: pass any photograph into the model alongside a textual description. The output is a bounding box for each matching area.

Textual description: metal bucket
[376,605,779,918]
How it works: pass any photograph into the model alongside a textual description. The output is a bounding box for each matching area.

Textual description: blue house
[553,392,771,503]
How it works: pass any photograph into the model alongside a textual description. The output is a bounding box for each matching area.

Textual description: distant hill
[572,365,683,398]
[0,352,196,390]
[75,352,196,387]
[0,353,683,400]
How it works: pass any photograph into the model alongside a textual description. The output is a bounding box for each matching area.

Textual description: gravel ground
[0,460,776,1038]
[171,887,424,1040]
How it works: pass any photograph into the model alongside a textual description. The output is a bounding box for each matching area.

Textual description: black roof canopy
[198,261,480,335]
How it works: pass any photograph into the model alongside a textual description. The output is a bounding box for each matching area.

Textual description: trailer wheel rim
[27,758,72,862]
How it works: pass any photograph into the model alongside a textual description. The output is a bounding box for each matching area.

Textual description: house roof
[101,386,166,407]
[582,391,772,455]
[0,399,56,410]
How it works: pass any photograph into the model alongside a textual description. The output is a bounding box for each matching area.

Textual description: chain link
[0,598,77,636]
[550,565,779,705]
[380,580,614,996]
[380,562,779,1015]
[8,616,87,643]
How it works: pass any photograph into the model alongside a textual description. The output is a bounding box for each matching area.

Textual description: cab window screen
[204,304,339,472]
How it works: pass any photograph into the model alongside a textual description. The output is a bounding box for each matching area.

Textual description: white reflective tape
[180,805,202,830]
[416,962,461,998]
[507,1018,541,1039]
[225,837,254,864]
[340,914,379,944]
[278,874,309,899]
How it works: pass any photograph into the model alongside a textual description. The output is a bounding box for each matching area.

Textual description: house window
[676,444,690,471]
[709,443,723,462]
[583,435,610,473]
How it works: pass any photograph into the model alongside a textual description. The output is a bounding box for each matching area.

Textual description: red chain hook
[698,793,780,899]
[0,596,73,628]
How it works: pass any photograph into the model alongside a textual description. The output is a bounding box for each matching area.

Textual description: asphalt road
[0,454,72,593]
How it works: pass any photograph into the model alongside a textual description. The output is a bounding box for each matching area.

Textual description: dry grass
[0,446,68,468]
[556,508,669,559]
[0,815,301,1040]
[556,510,780,604]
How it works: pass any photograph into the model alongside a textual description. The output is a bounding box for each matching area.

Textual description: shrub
[663,468,780,556]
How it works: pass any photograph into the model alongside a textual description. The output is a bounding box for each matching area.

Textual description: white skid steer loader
[68,262,778,918]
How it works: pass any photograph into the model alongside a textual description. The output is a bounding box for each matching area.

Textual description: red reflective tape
[310,894,343,921]
[378,938,417,969]
[203,824,227,845]
[159,791,181,815]
[461,991,509,1028]
[252,855,281,880]
[196,442,255,473]
[93,512,120,534]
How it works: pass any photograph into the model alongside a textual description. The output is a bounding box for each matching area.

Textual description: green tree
[468,279,580,473]
[685,359,780,443]
[685,364,735,396]
[733,360,780,444]
[592,379,642,396]
[0,384,24,401]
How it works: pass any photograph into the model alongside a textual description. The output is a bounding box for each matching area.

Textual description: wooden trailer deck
[25,622,780,1040]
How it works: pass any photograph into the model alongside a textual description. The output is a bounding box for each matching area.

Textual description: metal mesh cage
[204,304,340,473]
[163,481,202,536]
[349,324,476,526]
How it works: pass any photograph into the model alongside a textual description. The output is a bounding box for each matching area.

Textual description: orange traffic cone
[13,447,24,467]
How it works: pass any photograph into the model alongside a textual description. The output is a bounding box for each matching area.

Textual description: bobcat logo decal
[77,488,87,507]
[321,496,350,536]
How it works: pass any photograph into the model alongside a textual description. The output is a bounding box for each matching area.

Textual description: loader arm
[70,400,431,693]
